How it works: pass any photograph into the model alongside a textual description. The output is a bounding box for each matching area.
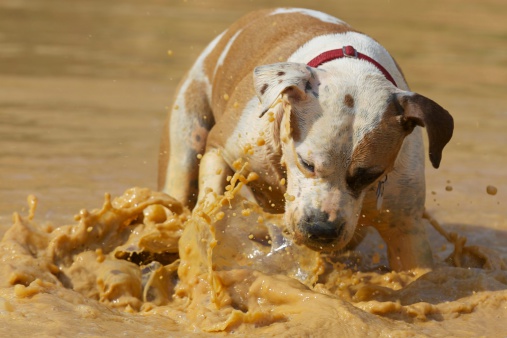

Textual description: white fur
[214,30,242,78]
[223,97,261,164]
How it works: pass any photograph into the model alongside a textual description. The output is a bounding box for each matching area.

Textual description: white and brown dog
[159,8,453,271]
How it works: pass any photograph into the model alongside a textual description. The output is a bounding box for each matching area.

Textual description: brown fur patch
[260,83,269,95]
[347,100,409,192]
[344,94,355,108]
[184,79,214,130]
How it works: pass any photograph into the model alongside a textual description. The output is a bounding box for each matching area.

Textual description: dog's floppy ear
[253,62,317,117]
[395,92,454,168]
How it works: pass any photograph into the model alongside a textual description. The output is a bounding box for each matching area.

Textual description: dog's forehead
[304,112,353,149]
[315,74,394,146]
[294,115,353,173]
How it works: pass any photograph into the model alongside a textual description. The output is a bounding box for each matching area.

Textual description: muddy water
[1,0,506,337]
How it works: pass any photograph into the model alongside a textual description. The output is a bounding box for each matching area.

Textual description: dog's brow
[346,167,384,194]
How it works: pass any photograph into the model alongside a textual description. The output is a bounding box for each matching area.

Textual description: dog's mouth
[293,215,351,252]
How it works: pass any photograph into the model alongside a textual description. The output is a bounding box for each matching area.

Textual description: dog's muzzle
[295,208,349,251]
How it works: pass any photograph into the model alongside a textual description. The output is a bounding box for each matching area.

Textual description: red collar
[307,45,397,87]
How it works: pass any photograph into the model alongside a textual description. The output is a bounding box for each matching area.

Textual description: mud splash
[1,174,506,336]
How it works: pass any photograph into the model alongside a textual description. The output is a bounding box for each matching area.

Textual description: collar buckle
[342,45,358,58]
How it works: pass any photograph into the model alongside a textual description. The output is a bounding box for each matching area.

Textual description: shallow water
[1,0,506,336]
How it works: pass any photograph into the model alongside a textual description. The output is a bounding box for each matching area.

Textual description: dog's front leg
[197,148,233,205]
[364,179,434,271]
[375,216,434,271]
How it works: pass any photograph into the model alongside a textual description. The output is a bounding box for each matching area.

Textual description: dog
[158,8,453,271]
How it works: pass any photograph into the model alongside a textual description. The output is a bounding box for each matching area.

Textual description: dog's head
[254,62,453,251]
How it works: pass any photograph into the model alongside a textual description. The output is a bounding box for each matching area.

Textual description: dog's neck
[307,45,397,87]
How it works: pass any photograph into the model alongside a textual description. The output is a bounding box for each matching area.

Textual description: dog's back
[200,8,353,121]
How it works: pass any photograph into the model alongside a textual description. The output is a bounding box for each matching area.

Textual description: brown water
[1,0,507,336]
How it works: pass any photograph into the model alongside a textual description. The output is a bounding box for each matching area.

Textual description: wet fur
[159,8,453,271]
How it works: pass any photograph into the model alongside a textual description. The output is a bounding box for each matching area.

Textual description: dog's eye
[298,155,315,174]
[346,167,383,192]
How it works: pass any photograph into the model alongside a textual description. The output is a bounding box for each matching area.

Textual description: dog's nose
[306,220,342,243]
[298,209,345,244]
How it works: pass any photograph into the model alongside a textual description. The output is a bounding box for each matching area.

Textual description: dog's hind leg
[158,75,214,209]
